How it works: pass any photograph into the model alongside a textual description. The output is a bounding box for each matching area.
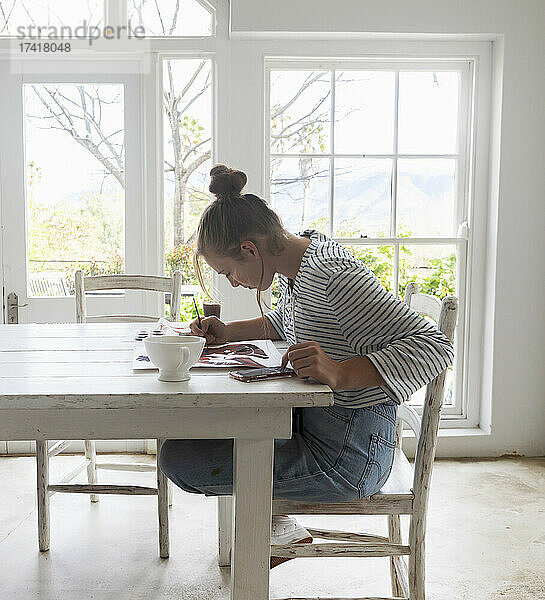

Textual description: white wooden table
[0,323,333,600]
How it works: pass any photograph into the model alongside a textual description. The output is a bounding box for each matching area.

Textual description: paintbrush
[193,297,202,330]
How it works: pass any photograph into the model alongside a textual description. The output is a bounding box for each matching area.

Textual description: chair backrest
[398,282,458,516]
[74,271,183,323]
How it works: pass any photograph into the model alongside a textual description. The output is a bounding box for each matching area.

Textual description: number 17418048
[19,42,71,53]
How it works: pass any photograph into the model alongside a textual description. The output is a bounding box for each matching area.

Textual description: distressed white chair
[35,270,182,558]
[217,283,458,600]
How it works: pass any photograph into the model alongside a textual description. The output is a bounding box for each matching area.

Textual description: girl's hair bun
[209,164,247,198]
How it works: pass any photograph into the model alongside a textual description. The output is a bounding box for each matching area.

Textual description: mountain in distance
[273,168,455,238]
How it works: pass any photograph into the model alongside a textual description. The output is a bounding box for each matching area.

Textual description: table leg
[156,438,170,559]
[231,438,274,600]
[218,495,233,566]
[36,440,50,552]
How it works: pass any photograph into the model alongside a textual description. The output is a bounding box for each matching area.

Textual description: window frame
[264,48,492,429]
[0,59,148,322]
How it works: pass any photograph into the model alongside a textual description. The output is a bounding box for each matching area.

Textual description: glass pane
[343,245,394,293]
[128,0,213,36]
[407,324,457,408]
[334,71,395,154]
[1,0,102,34]
[270,70,331,154]
[334,158,392,238]
[270,274,281,311]
[163,58,212,284]
[401,243,457,407]
[24,83,124,297]
[270,157,329,234]
[407,361,455,407]
[397,158,456,238]
[398,71,460,154]
[398,244,456,300]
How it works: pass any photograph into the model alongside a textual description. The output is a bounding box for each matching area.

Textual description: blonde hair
[194,164,287,337]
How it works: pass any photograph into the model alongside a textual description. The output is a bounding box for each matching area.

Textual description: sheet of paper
[193,339,283,368]
[132,337,284,371]
[156,316,191,335]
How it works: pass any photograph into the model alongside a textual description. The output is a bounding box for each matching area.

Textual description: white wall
[229,0,545,457]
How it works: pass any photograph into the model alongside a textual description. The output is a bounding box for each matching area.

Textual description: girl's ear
[240,240,259,257]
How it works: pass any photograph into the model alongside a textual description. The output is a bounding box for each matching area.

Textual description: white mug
[144,335,205,382]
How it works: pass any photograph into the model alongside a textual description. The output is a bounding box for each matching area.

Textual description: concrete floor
[0,454,543,600]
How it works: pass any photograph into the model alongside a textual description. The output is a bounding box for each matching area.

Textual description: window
[266,59,472,418]
[127,0,214,37]
[24,83,125,296]
[0,0,213,38]
[162,57,214,315]
[0,0,103,34]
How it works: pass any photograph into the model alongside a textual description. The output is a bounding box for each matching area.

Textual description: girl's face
[205,241,275,291]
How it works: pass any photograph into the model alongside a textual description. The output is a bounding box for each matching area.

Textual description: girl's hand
[281,341,342,389]
[190,316,229,345]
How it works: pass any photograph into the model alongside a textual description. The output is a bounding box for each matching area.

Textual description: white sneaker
[270,515,313,568]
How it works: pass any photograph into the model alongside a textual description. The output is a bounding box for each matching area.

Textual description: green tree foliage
[164,241,197,283]
[27,167,125,295]
[270,220,455,309]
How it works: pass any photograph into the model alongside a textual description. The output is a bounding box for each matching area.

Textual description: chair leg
[156,439,170,558]
[388,514,404,596]
[409,518,426,600]
[84,441,99,502]
[217,495,232,567]
[36,441,50,552]
[168,480,173,507]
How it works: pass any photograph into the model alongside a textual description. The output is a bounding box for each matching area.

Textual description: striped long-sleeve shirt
[265,230,454,408]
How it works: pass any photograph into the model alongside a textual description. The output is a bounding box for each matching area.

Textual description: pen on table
[193,297,202,329]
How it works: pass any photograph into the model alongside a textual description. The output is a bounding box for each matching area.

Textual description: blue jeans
[159,400,397,503]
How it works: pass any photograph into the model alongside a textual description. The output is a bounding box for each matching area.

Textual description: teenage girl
[159,164,454,567]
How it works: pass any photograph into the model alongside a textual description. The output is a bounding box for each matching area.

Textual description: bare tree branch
[30,85,124,187]
[153,0,167,35]
[178,81,211,115]
[270,71,329,120]
[73,85,124,177]
[272,90,331,140]
[271,119,327,141]
[271,167,330,187]
[0,1,17,33]
[182,137,211,162]
[170,0,181,34]
[180,60,208,100]
[182,151,211,183]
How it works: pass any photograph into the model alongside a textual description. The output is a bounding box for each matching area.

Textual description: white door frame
[0,56,146,324]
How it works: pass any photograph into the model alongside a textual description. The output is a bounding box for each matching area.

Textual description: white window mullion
[454,61,473,420]
[392,70,400,296]
[104,0,126,30]
[140,52,163,316]
[214,39,263,321]
[334,237,460,245]
[270,153,458,160]
[329,69,335,238]
[264,63,272,210]
[393,244,400,298]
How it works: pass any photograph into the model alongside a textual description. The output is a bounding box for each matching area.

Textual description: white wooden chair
[217,283,458,600]
[35,270,182,558]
